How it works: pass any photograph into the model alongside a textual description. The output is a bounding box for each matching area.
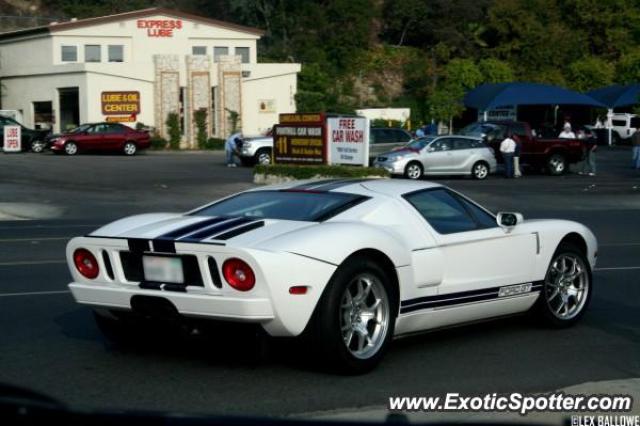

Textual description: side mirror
[496,211,523,231]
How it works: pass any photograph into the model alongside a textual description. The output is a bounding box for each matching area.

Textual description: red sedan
[50,123,151,156]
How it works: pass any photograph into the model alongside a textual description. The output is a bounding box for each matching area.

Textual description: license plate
[142,256,184,284]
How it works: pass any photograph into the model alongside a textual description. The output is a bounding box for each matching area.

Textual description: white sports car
[67,179,597,373]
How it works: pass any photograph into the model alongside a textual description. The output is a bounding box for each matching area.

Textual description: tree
[566,57,614,91]
[478,58,514,83]
[616,50,640,84]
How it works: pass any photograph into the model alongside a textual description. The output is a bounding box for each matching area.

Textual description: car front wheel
[31,140,45,153]
[308,256,395,374]
[404,162,423,180]
[123,141,137,156]
[64,142,78,155]
[534,243,592,327]
[255,149,272,165]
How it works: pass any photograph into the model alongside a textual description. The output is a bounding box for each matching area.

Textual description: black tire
[30,140,45,153]
[123,141,137,156]
[64,141,78,156]
[306,256,396,374]
[404,161,423,180]
[254,148,272,165]
[546,153,566,175]
[533,243,592,328]
[471,161,490,180]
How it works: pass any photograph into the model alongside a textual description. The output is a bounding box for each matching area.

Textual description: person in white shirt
[559,123,576,139]
[500,133,517,178]
[225,132,242,167]
[594,116,604,129]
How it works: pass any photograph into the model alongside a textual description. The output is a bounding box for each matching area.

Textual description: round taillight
[73,248,99,279]
[222,258,255,291]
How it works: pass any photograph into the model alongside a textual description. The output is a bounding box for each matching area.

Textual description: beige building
[0,7,300,144]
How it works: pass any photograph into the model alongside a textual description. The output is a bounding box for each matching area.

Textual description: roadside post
[2,125,21,153]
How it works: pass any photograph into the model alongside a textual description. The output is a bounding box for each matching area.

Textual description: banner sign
[273,125,324,164]
[105,116,136,123]
[137,19,182,37]
[326,117,369,166]
[279,113,323,125]
[101,92,140,115]
[3,125,21,152]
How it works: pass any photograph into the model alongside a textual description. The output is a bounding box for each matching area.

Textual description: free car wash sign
[101,91,140,122]
[326,117,369,166]
[273,114,325,164]
[2,125,21,152]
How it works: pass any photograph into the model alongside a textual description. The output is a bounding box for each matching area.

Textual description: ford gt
[66,179,597,373]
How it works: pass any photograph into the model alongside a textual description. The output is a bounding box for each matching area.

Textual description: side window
[510,123,527,137]
[431,138,452,151]
[382,129,397,143]
[106,124,126,133]
[403,189,478,234]
[453,139,471,150]
[88,124,108,134]
[455,195,497,229]
[395,130,411,142]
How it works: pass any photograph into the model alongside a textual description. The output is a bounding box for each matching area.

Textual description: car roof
[257,178,442,197]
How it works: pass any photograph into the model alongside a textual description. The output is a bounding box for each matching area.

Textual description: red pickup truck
[460,121,586,175]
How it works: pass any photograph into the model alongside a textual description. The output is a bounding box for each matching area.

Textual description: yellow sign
[105,116,136,123]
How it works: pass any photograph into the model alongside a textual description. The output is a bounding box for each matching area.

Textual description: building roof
[586,84,640,108]
[464,82,606,110]
[0,7,265,41]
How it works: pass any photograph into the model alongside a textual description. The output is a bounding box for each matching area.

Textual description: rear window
[191,190,369,222]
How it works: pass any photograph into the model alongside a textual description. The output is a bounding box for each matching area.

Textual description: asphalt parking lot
[1,148,640,418]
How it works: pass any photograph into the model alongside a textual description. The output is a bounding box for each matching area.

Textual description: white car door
[403,188,538,295]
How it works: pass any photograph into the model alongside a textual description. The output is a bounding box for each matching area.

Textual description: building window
[192,46,207,55]
[85,45,101,63]
[235,47,250,63]
[61,45,77,62]
[213,46,228,62]
[108,45,124,62]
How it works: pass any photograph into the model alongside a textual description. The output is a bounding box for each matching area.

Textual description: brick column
[186,55,212,149]
[153,55,180,140]
[216,55,242,138]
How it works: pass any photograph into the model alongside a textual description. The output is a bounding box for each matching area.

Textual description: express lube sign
[326,117,369,166]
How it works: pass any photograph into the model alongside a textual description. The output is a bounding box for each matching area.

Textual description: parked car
[369,127,413,158]
[65,179,596,373]
[609,113,640,144]
[373,135,497,180]
[459,121,585,175]
[237,135,273,165]
[49,123,151,156]
[0,115,50,153]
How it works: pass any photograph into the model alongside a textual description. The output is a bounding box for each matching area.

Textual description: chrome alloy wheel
[405,163,422,180]
[64,142,78,155]
[339,274,390,359]
[545,254,589,320]
[124,142,137,155]
[473,163,489,179]
[257,151,271,165]
[549,155,565,174]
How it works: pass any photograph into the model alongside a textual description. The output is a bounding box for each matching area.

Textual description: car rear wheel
[472,161,489,180]
[64,142,78,156]
[534,243,591,327]
[255,149,272,165]
[404,162,423,180]
[123,141,137,156]
[307,256,395,374]
[547,153,566,175]
[31,140,45,153]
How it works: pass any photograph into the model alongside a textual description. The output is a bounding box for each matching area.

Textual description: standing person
[632,128,640,170]
[513,133,522,178]
[500,133,517,178]
[225,131,242,167]
[594,116,604,129]
[415,126,425,138]
[559,123,576,139]
[579,133,597,176]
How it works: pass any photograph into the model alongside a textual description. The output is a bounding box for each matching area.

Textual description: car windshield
[405,137,434,150]
[191,190,368,221]
[459,122,498,137]
[68,124,92,134]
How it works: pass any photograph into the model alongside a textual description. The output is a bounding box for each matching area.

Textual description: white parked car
[374,135,497,180]
[610,113,640,143]
[238,135,273,165]
[66,179,596,373]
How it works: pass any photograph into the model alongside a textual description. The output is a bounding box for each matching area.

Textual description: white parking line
[0,237,69,242]
[594,266,640,271]
[0,260,66,266]
[0,290,69,298]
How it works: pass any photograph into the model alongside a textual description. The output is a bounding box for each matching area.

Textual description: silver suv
[373,135,497,180]
[238,136,273,165]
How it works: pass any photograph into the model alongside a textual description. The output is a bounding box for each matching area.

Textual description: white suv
[611,113,640,143]
[238,136,273,165]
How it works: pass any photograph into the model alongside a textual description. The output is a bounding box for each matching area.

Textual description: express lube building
[0,7,300,145]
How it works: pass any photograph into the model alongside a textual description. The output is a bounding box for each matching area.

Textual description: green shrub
[202,137,225,150]
[254,164,389,180]
[194,108,208,149]
[149,135,168,150]
[166,112,181,149]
